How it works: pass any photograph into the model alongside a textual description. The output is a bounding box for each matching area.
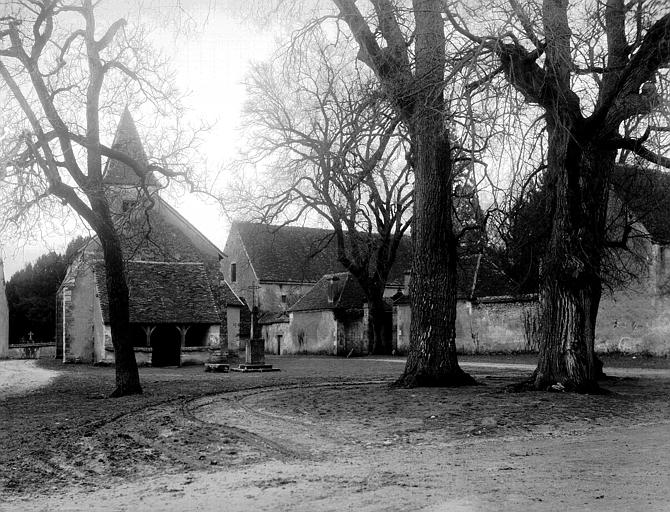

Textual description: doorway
[151,325,181,366]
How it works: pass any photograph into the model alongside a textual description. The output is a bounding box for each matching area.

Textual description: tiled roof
[391,255,518,305]
[258,311,290,325]
[103,107,157,187]
[466,255,520,298]
[233,221,412,285]
[85,203,245,314]
[219,279,245,307]
[289,272,368,312]
[93,260,220,324]
[611,165,670,244]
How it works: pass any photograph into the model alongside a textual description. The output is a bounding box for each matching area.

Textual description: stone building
[230,222,537,356]
[56,109,243,365]
[222,222,412,312]
[260,272,369,355]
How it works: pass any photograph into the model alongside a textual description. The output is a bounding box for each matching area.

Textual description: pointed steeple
[103,107,153,186]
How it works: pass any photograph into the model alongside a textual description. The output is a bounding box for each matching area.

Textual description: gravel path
[0,360,60,400]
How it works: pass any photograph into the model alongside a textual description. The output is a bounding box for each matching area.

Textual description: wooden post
[175,325,190,367]
[141,325,156,347]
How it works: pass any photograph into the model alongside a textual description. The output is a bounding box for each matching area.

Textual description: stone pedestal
[0,259,8,359]
[231,338,279,373]
[246,337,265,364]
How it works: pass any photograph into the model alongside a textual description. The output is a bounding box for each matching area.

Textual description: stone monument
[0,258,9,358]
[230,338,280,373]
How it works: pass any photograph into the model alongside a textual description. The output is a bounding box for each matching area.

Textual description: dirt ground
[1,355,670,511]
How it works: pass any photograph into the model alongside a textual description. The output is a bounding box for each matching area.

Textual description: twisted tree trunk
[526,125,611,391]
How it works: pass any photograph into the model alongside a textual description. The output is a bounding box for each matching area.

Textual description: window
[281,294,287,304]
[231,263,237,282]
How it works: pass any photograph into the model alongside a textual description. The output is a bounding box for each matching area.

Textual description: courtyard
[1,355,670,511]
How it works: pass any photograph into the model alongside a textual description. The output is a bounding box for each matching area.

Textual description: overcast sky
[1,0,278,277]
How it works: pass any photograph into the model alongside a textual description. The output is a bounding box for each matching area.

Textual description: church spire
[103,107,151,186]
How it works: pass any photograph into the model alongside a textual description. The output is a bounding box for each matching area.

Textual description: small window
[231,263,237,283]
[281,294,287,304]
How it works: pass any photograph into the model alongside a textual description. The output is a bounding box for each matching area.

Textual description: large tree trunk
[396,126,474,386]
[395,0,474,387]
[97,221,142,397]
[526,122,610,392]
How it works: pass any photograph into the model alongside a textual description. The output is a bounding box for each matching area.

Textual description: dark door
[151,325,181,366]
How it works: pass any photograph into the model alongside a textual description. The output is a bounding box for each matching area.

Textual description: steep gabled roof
[93,260,220,324]
[103,107,156,187]
[233,221,412,285]
[289,272,367,312]
[611,165,670,244]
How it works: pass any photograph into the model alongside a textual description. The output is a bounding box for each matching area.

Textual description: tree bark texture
[395,0,474,387]
[95,209,142,397]
[528,117,612,392]
[520,0,664,391]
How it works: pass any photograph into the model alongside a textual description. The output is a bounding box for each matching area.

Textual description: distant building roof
[611,165,670,244]
[466,254,519,298]
[103,107,157,187]
[232,221,412,285]
[258,311,290,325]
[289,272,367,312]
[93,260,220,324]
[392,255,519,305]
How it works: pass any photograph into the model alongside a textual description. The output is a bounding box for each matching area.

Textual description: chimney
[327,275,340,304]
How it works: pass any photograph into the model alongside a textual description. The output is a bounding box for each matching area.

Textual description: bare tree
[447,0,670,391]
[329,0,494,386]
[235,42,413,354]
[0,0,195,396]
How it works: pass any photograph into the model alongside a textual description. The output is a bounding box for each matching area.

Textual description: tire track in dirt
[67,379,395,473]
[185,379,395,460]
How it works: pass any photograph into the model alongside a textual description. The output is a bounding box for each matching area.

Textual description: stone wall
[223,228,262,308]
[227,307,241,354]
[395,298,537,354]
[262,321,290,354]
[288,310,337,355]
[593,240,670,356]
[455,300,537,354]
[336,312,367,356]
[6,343,56,360]
[62,262,97,363]
[596,285,670,356]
